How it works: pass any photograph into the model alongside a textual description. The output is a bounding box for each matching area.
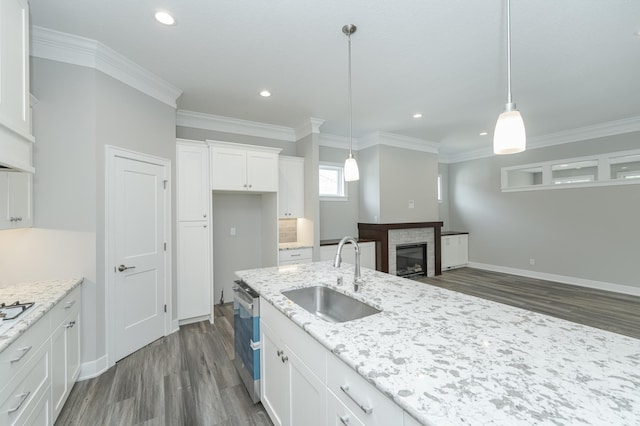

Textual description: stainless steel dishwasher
[232,280,261,403]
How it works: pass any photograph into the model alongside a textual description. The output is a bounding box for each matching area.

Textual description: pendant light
[343,24,360,181]
[493,0,526,155]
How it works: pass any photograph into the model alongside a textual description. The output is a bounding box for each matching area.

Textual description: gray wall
[438,162,451,231]
[296,134,320,259]
[319,146,359,240]
[358,146,380,223]
[0,57,177,369]
[448,132,640,288]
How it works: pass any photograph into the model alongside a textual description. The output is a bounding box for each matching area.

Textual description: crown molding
[318,133,360,150]
[294,117,325,140]
[177,110,297,142]
[443,116,640,164]
[31,26,182,108]
[360,131,440,154]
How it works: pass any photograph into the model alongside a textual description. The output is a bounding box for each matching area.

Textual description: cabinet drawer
[50,286,81,329]
[327,389,365,426]
[327,353,403,426]
[0,312,50,390]
[279,248,312,263]
[0,341,50,425]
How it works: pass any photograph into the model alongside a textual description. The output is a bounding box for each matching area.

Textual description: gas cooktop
[0,301,36,336]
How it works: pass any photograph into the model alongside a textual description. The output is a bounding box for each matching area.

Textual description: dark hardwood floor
[57,268,639,425]
[418,267,640,339]
[56,304,272,426]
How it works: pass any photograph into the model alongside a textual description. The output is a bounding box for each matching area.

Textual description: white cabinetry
[0,171,32,229]
[320,241,376,270]
[441,234,469,270]
[279,247,312,266]
[0,284,82,425]
[0,0,35,173]
[177,141,212,322]
[278,156,304,218]
[51,286,81,420]
[261,299,410,426]
[209,141,280,192]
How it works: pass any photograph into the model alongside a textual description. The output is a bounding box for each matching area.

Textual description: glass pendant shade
[344,155,360,182]
[493,109,526,154]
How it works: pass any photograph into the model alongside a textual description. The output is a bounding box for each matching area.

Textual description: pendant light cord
[348,31,353,157]
[506,0,513,107]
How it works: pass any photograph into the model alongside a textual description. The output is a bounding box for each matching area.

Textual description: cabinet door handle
[340,384,373,414]
[281,355,288,363]
[203,213,207,218]
[339,415,350,425]
[66,320,76,328]
[248,184,252,188]
[7,391,30,414]
[276,349,283,356]
[10,346,32,363]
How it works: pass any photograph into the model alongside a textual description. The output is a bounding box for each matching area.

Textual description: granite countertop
[278,242,314,250]
[236,262,640,425]
[320,238,376,246]
[0,278,83,353]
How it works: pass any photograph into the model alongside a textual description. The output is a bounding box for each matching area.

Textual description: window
[319,163,347,199]
[437,174,443,202]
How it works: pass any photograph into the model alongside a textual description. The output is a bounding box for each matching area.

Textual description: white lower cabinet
[0,284,81,425]
[441,234,469,270]
[403,412,422,426]
[51,286,81,420]
[177,221,212,321]
[261,298,418,426]
[279,247,313,266]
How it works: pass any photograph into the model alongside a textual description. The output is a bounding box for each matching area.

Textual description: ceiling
[28,0,640,156]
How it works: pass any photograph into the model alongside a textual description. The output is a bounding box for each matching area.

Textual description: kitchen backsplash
[279,219,297,243]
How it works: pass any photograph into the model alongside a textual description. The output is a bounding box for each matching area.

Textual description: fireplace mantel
[358,222,443,275]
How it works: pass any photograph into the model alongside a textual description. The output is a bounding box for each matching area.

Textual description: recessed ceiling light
[259,90,271,97]
[154,10,175,26]
[412,113,422,119]
[479,132,488,136]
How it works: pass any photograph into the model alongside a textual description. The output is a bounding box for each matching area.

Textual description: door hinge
[164,242,167,251]
[164,304,167,313]
[163,180,167,189]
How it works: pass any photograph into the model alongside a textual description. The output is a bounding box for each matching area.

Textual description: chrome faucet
[333,236,364,292]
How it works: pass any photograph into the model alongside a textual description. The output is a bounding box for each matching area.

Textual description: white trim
[78,355,109,381]
[360,131,439,154]
[443,116,640,163]
[468,262,640,297]
[294,117,325,140]
[31,26,181,108]
[177,110,296,141]
[319,133,357,150]
[104,145,173,369]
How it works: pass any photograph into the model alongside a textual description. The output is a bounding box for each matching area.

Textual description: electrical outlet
[230,227,236,236]
[529,258,535,265]
[409,200,415,209]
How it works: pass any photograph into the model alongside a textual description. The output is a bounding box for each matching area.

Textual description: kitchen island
[236,262,640,425]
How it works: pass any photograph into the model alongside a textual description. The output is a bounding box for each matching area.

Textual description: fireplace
[396,243,427,278]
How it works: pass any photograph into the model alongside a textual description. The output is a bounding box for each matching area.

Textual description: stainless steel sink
[281,286,381,323]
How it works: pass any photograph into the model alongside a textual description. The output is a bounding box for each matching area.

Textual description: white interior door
[111,151,168,362]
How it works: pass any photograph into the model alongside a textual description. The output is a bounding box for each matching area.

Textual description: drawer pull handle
[339,415,350,425]
[340,385,373,414]
[7,391,30,414]
[64,300,76,309]
[281,355,288,363]
[290,254,301,257]
[10,346,32,363]
[66,320,76,328]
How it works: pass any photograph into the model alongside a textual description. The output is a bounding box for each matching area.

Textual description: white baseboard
[178,315,210,327]
[78,355,109,381]
[467,262,640,297]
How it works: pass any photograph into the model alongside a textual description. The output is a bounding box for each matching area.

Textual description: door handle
[118,264,136,272]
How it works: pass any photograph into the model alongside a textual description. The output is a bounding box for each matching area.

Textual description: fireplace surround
[358,222,443,277]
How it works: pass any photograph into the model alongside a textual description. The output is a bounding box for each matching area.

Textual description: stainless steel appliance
[0,301,36,335]
[232,280,261,403]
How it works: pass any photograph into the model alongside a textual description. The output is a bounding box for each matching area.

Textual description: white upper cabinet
[0,170,32,229]
[279,156,304,218]
[209,141,281,192]
[177,141,210,221]
[0,0,35,172]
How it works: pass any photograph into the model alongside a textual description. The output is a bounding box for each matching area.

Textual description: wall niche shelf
[501,149,640,192]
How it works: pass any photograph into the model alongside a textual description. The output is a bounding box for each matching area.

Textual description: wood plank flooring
[417,267,640,339]
[57,268,639,425]
[55,305,272,426]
